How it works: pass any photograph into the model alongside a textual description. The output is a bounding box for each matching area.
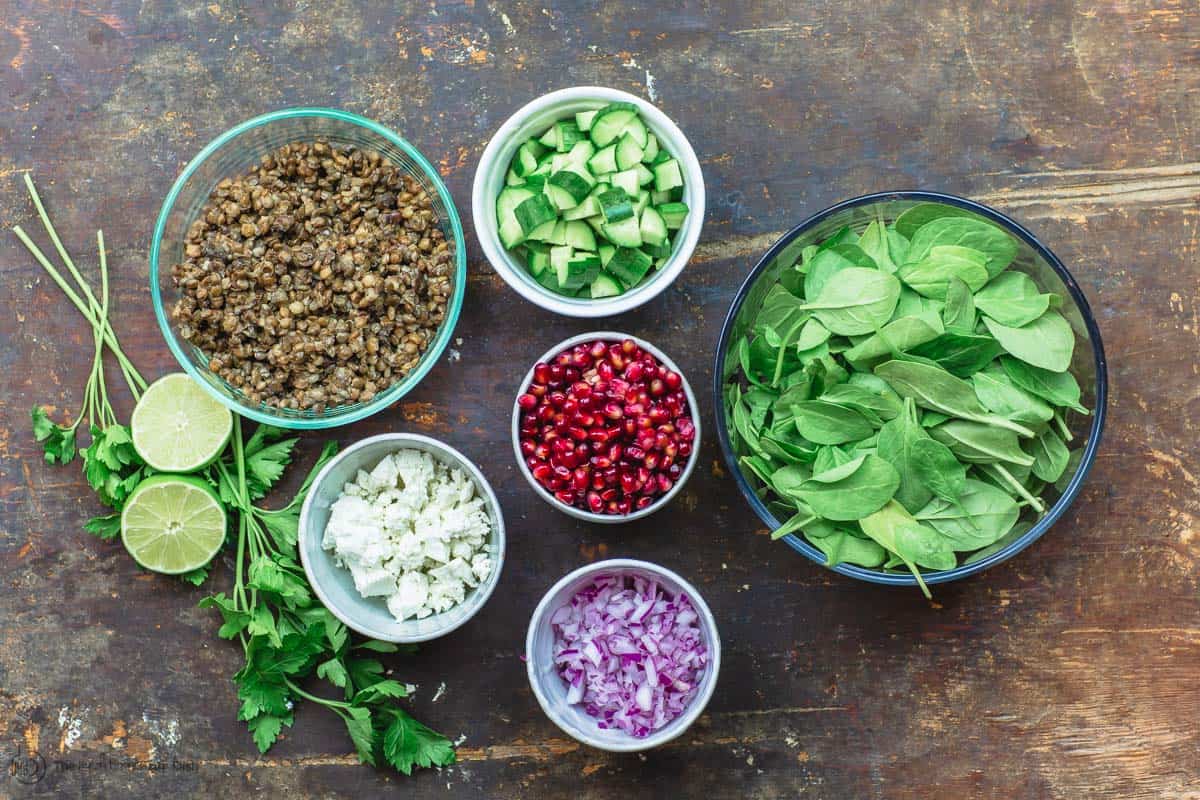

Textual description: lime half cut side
[121,475,227,574]
[131,372,233,472]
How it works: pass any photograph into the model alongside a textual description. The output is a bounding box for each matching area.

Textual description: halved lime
[121,475,227,574]
[131,373,233,472]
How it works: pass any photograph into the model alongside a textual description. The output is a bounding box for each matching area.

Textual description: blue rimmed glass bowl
[713,191,1108,589]
[150,108,466,429]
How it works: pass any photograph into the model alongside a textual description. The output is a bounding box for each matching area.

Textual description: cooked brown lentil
[170,141,452,412]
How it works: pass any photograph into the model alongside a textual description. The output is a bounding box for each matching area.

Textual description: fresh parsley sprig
[200,417,456,774]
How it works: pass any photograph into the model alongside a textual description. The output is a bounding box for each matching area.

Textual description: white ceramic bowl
[298,433,505,643]
[525,559,721,752]
[511,332,701,524]
[472,86,706,318]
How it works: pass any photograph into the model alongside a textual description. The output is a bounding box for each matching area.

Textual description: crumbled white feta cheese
[323,449,494,621]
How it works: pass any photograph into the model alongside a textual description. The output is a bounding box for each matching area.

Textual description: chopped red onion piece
[550,574,708,738]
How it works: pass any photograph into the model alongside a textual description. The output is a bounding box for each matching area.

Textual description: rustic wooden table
[2,2,1198,798]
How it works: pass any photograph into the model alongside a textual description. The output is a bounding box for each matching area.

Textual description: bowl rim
[470,86,705,318]
[149,106,467,429]
[510,331,701,523]
[712,189,1109,587]
[297,432,506,643]
[524,558,721,752]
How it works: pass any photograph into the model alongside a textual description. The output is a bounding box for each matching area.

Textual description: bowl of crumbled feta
[298,433,504,642]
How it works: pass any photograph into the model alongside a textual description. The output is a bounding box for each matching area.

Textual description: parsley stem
[284,678,351,710]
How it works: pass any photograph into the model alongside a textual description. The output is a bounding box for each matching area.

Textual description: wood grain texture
[1,1,1198,798]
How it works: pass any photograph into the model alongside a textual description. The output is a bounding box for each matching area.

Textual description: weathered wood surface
[1,1,1198,798]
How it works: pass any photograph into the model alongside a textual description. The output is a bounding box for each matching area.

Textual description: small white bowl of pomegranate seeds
[512,333,700,522]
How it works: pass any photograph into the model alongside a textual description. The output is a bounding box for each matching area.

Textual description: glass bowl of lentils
[150,108,466,428]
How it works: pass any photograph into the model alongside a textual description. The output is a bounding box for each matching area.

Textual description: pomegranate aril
[678,440,692,457]
[616,498,633,515]
[603,402,623,420]
[621,339,637,355]
[667,463,683,479]
[517,393,537,410]
[533,363,550,384]
[636,495,655,510]
[597,361,614,380]
[586,491,604,513]
[588,428,610,444]
[589,340,608,359]
[624,445,646,461]
[534,443,551,460]
[607,443,623,462]
[555,490,576,505]
[532,464,552,482]
[520,440,536,457]
[592,473,606,490]
[637,431,657,451]
[591,456,612,469]
[644,452,660,471]
[529,383,547,398]
[663,370,682,390]
[649,378,665,396]
[648,407,669,424]
[572,468,590,490]
[624,361,645,382]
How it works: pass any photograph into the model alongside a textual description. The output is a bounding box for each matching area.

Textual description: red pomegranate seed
[624,361,645,382]
[600,487,618,502]
[609,352,625,371]
[586,491,604,513]
[558,451,579,469]
[620,472,638,493]
[649,378,665,396]
[664,441,678,458]
[624,445,645,461]
[637,430,657,451]
[518,393,537,410]
[589,340,607,359]
[588,428,610,444]
[621,339,637,355]
[572,468,590,490]
[635,496,654,510]
[603,402,623,420]
[591,456,612,469]
[520,440,536,457]
[606,500,619,514]
[667,463,683,479]
[534,443,550,461]
[677,418,695,440]
[592,473,606,490]
[644,452,660,471]
[555,490,576,505]
[555,352,572,367]
[532,464,552,481]
[678,440,692,457]
[533,363,550,383]
[616,498,633,514]
[663,370,681,390]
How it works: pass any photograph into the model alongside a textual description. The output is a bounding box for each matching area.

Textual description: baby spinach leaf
[843,316,943,367]
[821,382,902,422]
[812,446,860,477]
[875,398,934,513]
[910,437,967,506]
[1054,448,1084,493]
[908,331,1004,378]
[906,216,1018,277]
[807,527,888,568]
[792,454,900,521]
[962,521,1033,565]
[983,311,1075,372]
[928,420,1036,466]
[974,272,1057,327]
[1000,357,1089,414]
[875,359,1035,437]
[795,318,831,351]
[897,245,989,299]
[858,501,938,596]
[770,505,821,540]
[893,523,958,571]
[915,479,1019,550]
[798,268,902,335]
[804,244,875,299]
[791,400,876,445]
[894,287,945,325]
[971,367,1055,425]
[1028,428,1070,483]
[941,276,976,331]
[894,202,973,239]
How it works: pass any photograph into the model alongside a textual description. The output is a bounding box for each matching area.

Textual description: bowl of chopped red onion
[525,559,720,752]
[512,333,701,523]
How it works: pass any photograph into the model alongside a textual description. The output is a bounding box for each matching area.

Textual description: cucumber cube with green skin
[559,253,602,289]
[546,220,569,245]
[590,271,623,298]
[543,182,580,211]
[632,191,650,217]
[652,159,683,192]
[538,126,557,148]
[589,105,638,147]
[562,194,601,221]
[575,109,599,131]
[525,218,557,241]
[641,134,659,163]
[548,169,593,203]
[513,143,542,176]
[615,132,644,170]
[619,115,648,147]
[587,144,619,176]
[514,194,557,234]
[585,216,606,235]
[650,189,672,205]
[634,163,655,186]
[535,264,568,294]
[525,241,551,276]
[605,247,654,287]
[639,206,668,247]
[656,202,689,229]
[598,243,615,267]
[598,188,634,223]
[505,168,524,186]
[564,220,597,251]
[566,139,596,166]
[496,186,537,248]
[601,215,642,248]
[554,121,583,152]
[611,169,641,197]
[549,244,572,275]
[642,240,672,259]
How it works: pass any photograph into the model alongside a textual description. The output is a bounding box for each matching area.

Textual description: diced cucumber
[547,220,568,245]
[513,142,542,176]
[590,272,623,298]
[650,189,672,205]
[587,144,618,176]
[641,134,659,163]
[505,168,524,186]
[601,215,642,248]
[575,109,599,132]
[535,265,567,294]
[649,148,671,166]
[524,173,547,191]
[653,158,683,192]
[639,206,668,247]
[496,186,536,248]
[562,194,601,221]
[538,127,557,148]
[606,247,654,287]
[514,194,557,234]
[598,243,615,267]
[526,241,551,276]
[632,190,650,216]
[615,132,644,170]
[553,120,583,153]
[611,169,641,196]
[642,240,672,259]
[525,218,557,241]
[531,157,553,175]
[548,169,594,202]
[564,220,597,251]
[598,188,634,223]
[619,115,648,147]
[634,163,655,186]
[656,201,689,229]
[566,139,596,167]
[544,182,580,211]
[585,216,606,235]
[589,104,638,147]
[560,253,601,289]
[550,244,573,276]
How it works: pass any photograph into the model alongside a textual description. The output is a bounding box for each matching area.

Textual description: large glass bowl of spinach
[714,191,1107,595]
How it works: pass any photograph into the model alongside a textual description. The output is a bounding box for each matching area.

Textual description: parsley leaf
[245,437,298,499]
[247,713,291,753]
[179,564,210,586]
[316,658,350,690]
[83,513,121,541]
[31,407,77,464]
[382,709,456,775]
[344,706,376,766]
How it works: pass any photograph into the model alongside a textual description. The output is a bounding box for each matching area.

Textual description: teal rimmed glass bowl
[150,108,466,429]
